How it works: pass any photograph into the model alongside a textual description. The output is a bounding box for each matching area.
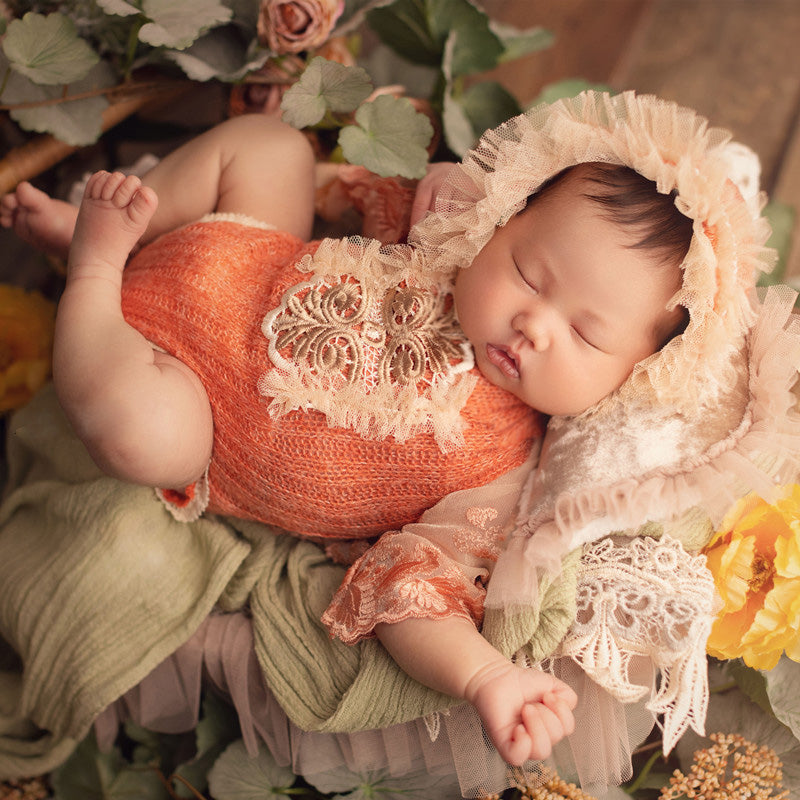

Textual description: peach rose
[0,284,55,413]
[702,485,800,670]
[257,0,344,54]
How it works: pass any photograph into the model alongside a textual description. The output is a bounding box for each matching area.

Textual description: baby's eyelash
[514,261,538,292]
[571,325,600,350]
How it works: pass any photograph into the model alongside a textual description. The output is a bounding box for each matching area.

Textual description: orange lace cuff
[321,531,487,644]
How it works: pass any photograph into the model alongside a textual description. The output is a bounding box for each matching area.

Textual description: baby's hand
[409,162,457,227]
[464,661,577,766]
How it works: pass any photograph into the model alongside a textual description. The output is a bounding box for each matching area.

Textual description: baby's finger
[543,692,576,736]
[520,704,553,761]
[547,679,578,709]
[504,723,532,766]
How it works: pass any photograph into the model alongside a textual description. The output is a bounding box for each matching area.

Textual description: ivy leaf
[2,55,114,145]
[2,12,99,85]
[490,19,554,63]
[760,200,795,286]
[207,740,295,800]
[281,57,373,129]
[96,0,141,17]
[367,0,503,76]
[172,692,241,798]
[366,0,441,67]
[528,78,614,109]
[339,94,432,179]
[428,0,503,76]
[138,0,232,49]
[439,32,476,156]
[332,0,397,37]
[764,656,800,742]
[306,763,462,799]
[725,658,774,715]
[165,27,269,82]
[460,80,521,140]
[50,734,171,800]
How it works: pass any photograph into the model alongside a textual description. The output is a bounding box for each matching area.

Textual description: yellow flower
[702,485,800,670]
[0,284,55,413]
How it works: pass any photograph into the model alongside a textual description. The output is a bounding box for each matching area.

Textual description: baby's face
[454,172,683,416]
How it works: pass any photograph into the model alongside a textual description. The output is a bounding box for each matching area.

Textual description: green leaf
[281,57,373,129]
[96,0,141,17]
[2,12,99,85]
[764,656,800,742]
[725,658,775,715]
[51,734,171,800]
[333,0,397,37]
[460,80,521,139]
[207,740,295,800]
[759,200,795,286]
[440,32,475,156]
[165,26,269,82]
[528,78,614,109]
[2,55,114,145]
[339,94,432,179]
[490,20,554,63]
[138,0,232,49]
[430,0,503,76]
[307,764,462,799]
[172,692,241,798]
[366,0,441,67]
[367,0,503,76]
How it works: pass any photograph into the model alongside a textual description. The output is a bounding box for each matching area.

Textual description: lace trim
[259,237,476,451]
[321,533,486,644]
[558,535,716,753]
[156,467,210,522]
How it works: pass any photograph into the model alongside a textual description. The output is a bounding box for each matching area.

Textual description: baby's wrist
[462,656,513,705]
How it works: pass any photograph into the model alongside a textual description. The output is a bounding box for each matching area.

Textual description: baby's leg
[139,113,317,243]
[0,181,77,260]
[2,115,317,257]
[54,171,213,489]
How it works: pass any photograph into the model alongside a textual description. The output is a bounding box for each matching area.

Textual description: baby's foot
[0,181,78,259]
[69,172,158,277]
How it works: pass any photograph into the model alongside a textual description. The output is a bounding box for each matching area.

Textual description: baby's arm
[54,171,213,489]
[376,616,577,765]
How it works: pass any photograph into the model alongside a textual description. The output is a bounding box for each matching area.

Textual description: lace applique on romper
[259,237,476,452]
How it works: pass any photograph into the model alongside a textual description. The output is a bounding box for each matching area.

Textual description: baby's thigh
[216,114,316,239]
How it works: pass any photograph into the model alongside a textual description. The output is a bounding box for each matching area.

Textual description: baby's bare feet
[0,181,78,259]
[69,172,158,277]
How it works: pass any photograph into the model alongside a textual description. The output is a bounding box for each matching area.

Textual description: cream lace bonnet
[411,89,776,414]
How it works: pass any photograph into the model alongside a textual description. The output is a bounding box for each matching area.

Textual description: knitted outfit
[120,220,540,542]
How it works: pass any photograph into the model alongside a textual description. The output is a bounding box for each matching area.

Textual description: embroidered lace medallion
[259,238,476,450]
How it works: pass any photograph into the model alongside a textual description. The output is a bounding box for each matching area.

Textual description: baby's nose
[513,310,552,351]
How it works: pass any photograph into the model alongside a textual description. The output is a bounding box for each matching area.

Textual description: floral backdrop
[1,2,799,799]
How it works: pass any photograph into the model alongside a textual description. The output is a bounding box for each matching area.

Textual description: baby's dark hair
[532,162,694,268]
[530,162,693,344]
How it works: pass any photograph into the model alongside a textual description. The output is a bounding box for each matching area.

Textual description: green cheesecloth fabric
[0,385,579,778]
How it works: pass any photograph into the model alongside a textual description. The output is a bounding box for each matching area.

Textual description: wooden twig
[0,81,190,195]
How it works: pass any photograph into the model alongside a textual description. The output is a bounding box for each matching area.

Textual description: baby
[1,104,691,767]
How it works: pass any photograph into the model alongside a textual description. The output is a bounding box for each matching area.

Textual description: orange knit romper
[121,219,541,540]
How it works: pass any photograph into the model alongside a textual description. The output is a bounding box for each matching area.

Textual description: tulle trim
[95,611,656,798]
[410,90,776,415]
[494,286,800,605]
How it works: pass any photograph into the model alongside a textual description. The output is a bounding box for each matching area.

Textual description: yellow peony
[0,284,55,413]
[702,485,800,670]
